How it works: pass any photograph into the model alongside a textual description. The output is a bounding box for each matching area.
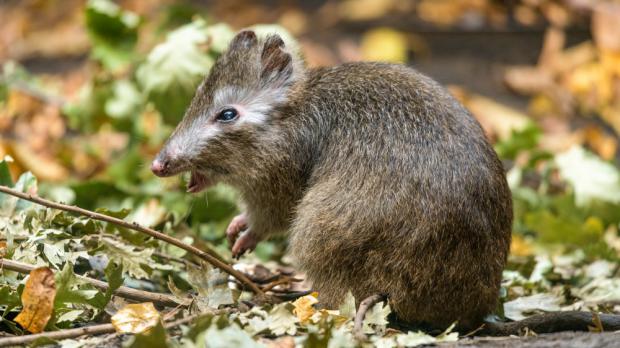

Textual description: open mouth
[187,170,212,193]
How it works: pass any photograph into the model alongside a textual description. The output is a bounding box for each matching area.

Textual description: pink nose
[151,159,168,177]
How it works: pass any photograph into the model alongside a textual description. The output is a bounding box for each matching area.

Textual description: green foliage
[128,321,169,348]
[85,0,140,70]
[136,19,226,123]
[495,123,545,162]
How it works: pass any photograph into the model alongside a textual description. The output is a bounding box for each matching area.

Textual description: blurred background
[1,0,620,285]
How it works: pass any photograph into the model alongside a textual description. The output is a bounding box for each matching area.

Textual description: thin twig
[0,185,264,296]
[354,294,387,341]
[0,258,182,307]
[0,311,219,347]
[271,290,314,301]
[261,277,302,292]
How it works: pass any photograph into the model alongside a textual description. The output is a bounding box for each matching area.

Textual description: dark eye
[216,108,238,123]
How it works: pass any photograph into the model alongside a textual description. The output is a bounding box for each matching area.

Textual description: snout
[151,149,188,177]
[150,158,170,177]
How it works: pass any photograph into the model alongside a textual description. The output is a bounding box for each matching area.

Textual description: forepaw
[232,230,258,259]
[226,213,248,246]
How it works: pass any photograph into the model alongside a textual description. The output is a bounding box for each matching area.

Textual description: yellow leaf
[111,302,161,334]
[510,235,533,257]
[361,28,408,63]
[292,292,318,324]
[14,267,56,333]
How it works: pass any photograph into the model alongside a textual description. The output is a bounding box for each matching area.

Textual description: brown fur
[155,31,513,331]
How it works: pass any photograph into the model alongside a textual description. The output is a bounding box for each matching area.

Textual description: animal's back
[288,62,513,329]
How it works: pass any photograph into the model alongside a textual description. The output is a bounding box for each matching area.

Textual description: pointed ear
[229,30,258,50]
[260,34,294,86]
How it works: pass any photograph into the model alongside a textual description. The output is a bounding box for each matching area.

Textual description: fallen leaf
[363,301,391,334]
[292,292,318,323]
[510,234,534,257]
[111,302,161,334]
[268,303,298,336]
[14,267,56,333]
[187,261,234,310]
[555,146,620,206]
[504,293,562,321]
[202,322,265,348]
[337,291,356,319]
[578,278,620,304]
[7,141,68,182]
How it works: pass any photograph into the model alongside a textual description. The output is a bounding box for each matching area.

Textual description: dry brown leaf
[14,267,56,333]
[0,241,7,258]
[8,141,68,182]
[111,302,161,334]
[292,292,318,324]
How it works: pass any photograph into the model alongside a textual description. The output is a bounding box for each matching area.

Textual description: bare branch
[0,312,222,347]
[0,185,264,296]
[0,258,182,307]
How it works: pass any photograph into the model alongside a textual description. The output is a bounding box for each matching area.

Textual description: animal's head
[151,30,304,192]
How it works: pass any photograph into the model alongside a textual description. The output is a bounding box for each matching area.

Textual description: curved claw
[232,230,258,259]
[226,213,248,246]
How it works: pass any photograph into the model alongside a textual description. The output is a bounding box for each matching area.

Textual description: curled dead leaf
[111,302,161,334]
[292,292,318,324]
[14,267,56,333]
